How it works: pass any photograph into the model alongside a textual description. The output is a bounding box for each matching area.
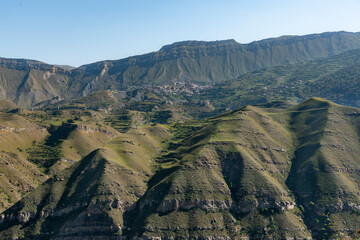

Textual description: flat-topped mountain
[0,58,68,73]
[1,31,360,108]
[73,31,360,86]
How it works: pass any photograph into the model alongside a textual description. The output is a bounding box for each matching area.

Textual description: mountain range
[1,31,360,239]
[1,31,360,108]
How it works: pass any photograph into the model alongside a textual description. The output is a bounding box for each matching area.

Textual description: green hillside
[193,48,360,109]
[0,106,120,212]
[1,98,359,239]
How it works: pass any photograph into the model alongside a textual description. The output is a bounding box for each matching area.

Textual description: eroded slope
[1,98,360,239]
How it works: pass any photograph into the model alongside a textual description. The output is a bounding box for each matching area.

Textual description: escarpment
[2,32,360,108]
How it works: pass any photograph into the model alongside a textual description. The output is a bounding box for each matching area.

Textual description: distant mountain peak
[0,57,69,73]
[159,39,240,51]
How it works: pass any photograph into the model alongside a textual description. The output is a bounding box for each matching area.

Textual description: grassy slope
[124,104,309,239]
[123,98,360,239]
[306,63,360,106]
[1,98,360,239]
[0,123,173,239]
[0,112,48,212]
[287,98,360,239]
[193,48,360,110]
[0,107,119,212]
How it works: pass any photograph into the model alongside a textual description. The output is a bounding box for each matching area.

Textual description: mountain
[306,62,360,106]
[0,105,121,213]
[2,31,360,239]
[192,47,360,110]
[1,98,360,239]
[0,58,70,108]
[73,31,360,87]
[1,31,360,108]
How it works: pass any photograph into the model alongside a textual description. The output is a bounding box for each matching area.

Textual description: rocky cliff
[1,31,360,108]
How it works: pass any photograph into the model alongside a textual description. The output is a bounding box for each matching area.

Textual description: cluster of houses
[125,81,213,96]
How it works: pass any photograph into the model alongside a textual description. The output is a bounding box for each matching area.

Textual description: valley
[0,31,360,239]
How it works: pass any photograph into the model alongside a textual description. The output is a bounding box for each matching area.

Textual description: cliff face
[1,98,360,239]
[0,66,70,108]
[1,31,360,108]
[0,58,69,73]
[72,31,360,86]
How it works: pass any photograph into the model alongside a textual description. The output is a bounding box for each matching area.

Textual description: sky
[1,0,360,67]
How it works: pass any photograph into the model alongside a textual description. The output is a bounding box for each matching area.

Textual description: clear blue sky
[1,0,360,67]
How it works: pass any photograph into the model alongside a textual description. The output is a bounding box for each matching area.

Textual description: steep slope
[0,124,172,239]
[70,32,360,91]
[0,58,68,73]
[1,98,360,239]
[1,31,360,108]
[305,63,360,106]
[122,104,307,239]
[0,100,18,112]
[39,119,120,174]
[0,112,49,212]
[122,99,360,239]
[0,66,70,108]
[0,149,143,239]
[286,98,360,239]
[193,47,360,110]
[0,152,48,213]
[0,107,119,212]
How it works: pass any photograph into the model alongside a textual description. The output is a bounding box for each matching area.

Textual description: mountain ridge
[1,31,360,109]
[77,31,360,68]
[1,98,360,239]
[3,31,360,70]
